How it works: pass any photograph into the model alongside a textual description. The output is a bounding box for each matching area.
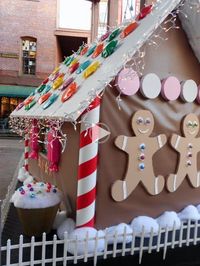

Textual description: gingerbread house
[10,0,200,230]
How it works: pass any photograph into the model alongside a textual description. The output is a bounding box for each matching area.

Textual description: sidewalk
[0,138,23,200]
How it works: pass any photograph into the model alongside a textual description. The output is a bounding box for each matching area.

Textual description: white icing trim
[122,136,128,151]
[123,181,128,200]
[173,175,177,192]
[155,178,158,195]
[175,136,180,149]
[197,172,200,187]
[157,135,162,148]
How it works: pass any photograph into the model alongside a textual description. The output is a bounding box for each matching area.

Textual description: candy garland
[24,132,29,172]
[76,97,101,228]
[29,119,39,160]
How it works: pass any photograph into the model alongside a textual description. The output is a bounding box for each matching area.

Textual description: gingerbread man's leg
[111,164,140,202]
[142,170,165,195]
[167,163,186,192]
[187,165,200,188]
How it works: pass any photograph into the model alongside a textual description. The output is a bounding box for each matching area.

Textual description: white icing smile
[188,129,196,135]
[138,129,149,134]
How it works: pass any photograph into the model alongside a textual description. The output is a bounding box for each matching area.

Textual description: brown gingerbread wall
[29,19,200,230]
[95,21,200,229]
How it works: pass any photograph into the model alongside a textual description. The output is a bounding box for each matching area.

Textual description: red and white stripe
[76,97,101,228]
[24,133,29,171]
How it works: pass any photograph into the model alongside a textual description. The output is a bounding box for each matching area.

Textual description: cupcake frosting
[11,182,62,209]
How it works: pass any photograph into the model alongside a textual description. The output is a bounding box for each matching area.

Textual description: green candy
[102,40,118,58]
[86,45,97,57]
[37,84,46,93]
[64,55,74,66]
[107,28,121,42]
[25,100,36,111]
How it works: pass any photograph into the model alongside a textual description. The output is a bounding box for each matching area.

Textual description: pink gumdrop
[161,76,181,101]
[196,85,200,104]
[117,68,140,96]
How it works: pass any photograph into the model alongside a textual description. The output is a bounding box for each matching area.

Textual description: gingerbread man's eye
[187,121,193,127]
[137,117,144,124]
[193,121,198,127]
[145,117,151,125]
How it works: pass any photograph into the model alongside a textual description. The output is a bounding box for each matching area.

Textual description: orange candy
[80,46,88,56]
[38,92,52,104]
[92,43,104,59]
[24,96,34,106]
[120,21,138,38]
[61,82,78,102]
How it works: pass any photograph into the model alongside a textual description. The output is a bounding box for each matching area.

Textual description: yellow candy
[83,61,100,79]
[52,66,59,75]
[53,77,64,90]
[69,58,78,67]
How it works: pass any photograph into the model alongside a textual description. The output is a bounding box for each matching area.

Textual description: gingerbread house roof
[10,0,198,122]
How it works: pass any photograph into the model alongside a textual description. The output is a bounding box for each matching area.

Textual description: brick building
[0,0,141,123]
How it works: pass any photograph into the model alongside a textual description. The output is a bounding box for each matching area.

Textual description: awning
[0,85,36,98]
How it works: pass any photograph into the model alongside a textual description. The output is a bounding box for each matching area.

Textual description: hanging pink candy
[29,119,39,160]
[47,128,62,172]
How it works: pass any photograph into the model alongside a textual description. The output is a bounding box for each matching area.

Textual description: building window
[22,37,37,75]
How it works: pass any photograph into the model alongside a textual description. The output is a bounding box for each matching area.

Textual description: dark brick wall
[0,0,57,86]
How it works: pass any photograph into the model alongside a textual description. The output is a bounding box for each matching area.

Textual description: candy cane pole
[76,97,101,228]
[24,132,29,172]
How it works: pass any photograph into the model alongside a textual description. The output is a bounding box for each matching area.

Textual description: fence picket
[19,235,23,266]
[112,231,118,258]
[103,228,108,259]
[130,230,136,255]
[163,226,169,260]
[63,232,68,266]
[42,233,46,266]
[148,227,154,254]
[171,223,176,249]
[30,236,35,266]
[93,231,99,266]
[122,226,127,256]
[156,226,162,252]
[84,231,89,263]
[194,220,198,245]
[6,239,11,266]
[139,227,145,264]
[179,221,184,248]
[186,220,191,246]
[53,234,57,266]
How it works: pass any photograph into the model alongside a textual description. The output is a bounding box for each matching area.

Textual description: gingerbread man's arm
[115,135,130,153]
[170,134,182,151]
[152,134,167,152]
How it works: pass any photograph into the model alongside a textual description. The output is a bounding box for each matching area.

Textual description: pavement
[0,137,23,200]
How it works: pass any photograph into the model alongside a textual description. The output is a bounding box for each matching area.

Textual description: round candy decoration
[161,76,181,101]
[140,73,161,99]
[181,79,198,103]
[117,68,140,96]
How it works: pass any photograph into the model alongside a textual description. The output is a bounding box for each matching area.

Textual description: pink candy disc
[161,76,181,101]
[117,68,140,96]
[181,79,198,103]
[140,73,161,99]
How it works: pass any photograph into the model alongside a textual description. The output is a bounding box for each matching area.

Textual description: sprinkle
[53,189,57,193]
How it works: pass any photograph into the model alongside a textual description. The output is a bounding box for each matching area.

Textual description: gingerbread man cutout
[111,110,167,202]
[167,113,200,192]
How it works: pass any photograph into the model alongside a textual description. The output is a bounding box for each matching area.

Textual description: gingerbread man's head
[132,110,154,136]
[183,113,199,138]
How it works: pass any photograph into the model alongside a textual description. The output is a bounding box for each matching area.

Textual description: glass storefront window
[22,38,37,75]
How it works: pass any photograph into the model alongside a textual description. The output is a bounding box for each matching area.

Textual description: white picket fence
[1,219,200,266]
